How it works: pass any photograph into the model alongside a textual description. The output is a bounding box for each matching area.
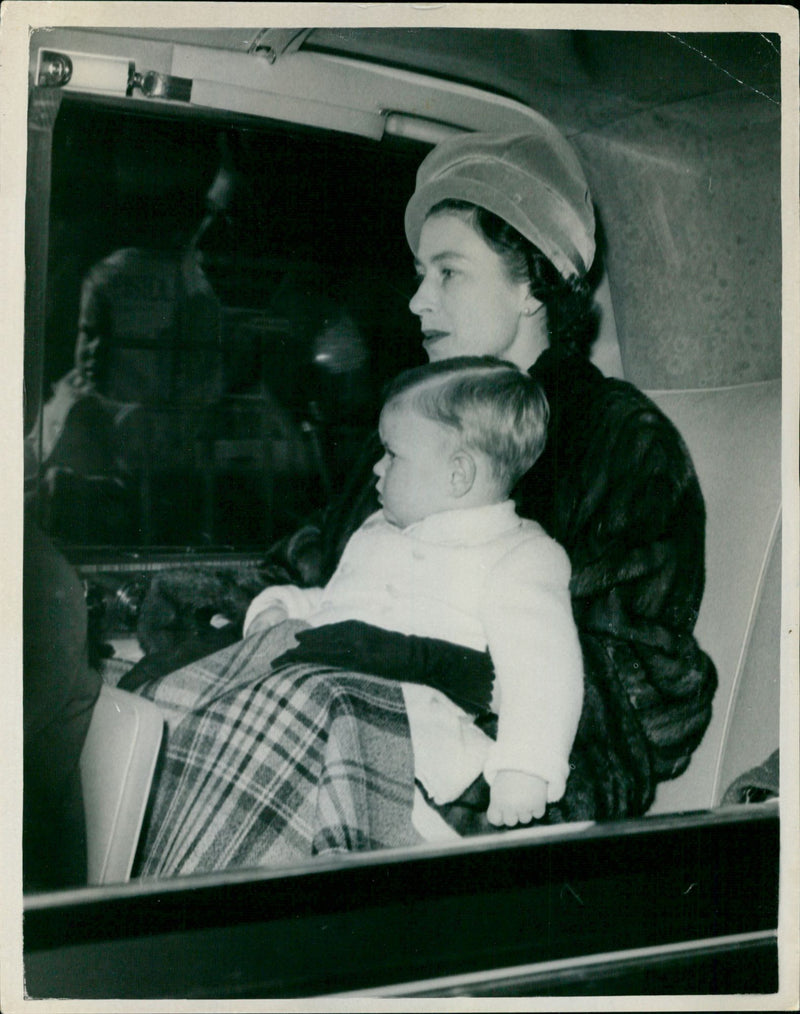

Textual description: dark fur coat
[136,348,717,823]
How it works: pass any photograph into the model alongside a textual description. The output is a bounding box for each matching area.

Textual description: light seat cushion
[80,684,164,884]
[647,380,782,814]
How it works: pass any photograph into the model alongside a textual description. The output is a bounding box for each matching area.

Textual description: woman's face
[408,212,544,370]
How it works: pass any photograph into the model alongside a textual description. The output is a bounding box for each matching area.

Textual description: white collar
[366,500,522,546]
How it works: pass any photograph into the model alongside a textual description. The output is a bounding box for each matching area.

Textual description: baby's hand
[487,771,548,827]
[245,603,289,637]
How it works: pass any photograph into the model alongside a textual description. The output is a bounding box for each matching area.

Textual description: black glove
[273,619,495,716]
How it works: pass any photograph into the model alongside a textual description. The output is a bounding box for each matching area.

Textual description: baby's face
[373,400,458,528]
[74,298,110,390]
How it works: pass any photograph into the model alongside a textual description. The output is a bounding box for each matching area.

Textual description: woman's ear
[449,450,477,498]
[521,294,545,319]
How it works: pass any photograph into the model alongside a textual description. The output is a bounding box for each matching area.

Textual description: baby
[244,356,583,827]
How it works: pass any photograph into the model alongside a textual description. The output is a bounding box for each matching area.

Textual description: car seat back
[646,380,782,814]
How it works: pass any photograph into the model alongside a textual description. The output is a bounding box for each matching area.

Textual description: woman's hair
[383,356,549,491]
[428,199,600,357]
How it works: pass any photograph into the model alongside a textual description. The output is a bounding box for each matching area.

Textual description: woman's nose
[373,455,386,479]
[409,275,433,316]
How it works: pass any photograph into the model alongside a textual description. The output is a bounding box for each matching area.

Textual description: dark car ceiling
[99,27,781,135]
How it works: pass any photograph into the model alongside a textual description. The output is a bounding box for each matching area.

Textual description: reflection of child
[244,357,583,827]
[25,278,147,544]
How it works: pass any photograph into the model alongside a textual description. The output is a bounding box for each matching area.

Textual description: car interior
[6,11,796,1003]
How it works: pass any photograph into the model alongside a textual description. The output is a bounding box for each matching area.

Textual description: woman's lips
[422,330,448,348]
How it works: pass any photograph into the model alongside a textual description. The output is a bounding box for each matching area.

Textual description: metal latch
[36,49,191,102]
[126,66,192,101]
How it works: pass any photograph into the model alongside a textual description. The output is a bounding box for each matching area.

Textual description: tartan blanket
[133,621,422,878]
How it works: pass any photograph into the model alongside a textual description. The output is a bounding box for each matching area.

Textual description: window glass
[28,100,427,553]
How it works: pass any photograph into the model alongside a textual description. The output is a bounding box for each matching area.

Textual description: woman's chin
[422,338,450,361]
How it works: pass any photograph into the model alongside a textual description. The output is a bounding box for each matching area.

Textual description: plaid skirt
[134,621,421,878]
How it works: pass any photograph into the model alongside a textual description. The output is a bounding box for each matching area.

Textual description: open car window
[9,11,796,1006]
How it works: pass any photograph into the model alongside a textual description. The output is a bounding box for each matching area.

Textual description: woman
[132,128,716,874]
[275,131,717,830]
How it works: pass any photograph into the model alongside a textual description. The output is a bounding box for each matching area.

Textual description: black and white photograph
[1,2,798,1008]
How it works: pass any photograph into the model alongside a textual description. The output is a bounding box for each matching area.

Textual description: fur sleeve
[562,385,718,812]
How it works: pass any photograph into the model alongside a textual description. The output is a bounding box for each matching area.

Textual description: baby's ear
[449,450,476,498]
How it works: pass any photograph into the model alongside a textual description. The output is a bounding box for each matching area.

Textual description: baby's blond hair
[382,356,549,493]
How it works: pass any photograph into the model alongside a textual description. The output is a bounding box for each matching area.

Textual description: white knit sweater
[244,501,583,804]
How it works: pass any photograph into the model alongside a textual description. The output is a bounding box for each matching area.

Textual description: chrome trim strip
[327,930,777,998]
